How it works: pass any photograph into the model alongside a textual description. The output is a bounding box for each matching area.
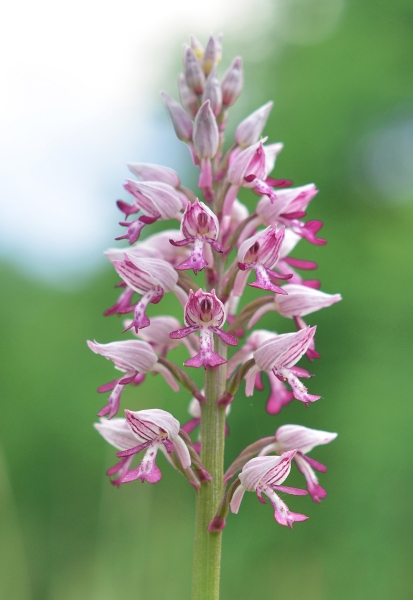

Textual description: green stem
[192,337,227,600]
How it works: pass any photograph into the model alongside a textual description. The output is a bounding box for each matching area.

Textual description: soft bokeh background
[1,0,413,598]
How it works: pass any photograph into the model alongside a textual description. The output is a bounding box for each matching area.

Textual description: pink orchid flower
[259,425,337,502]
[230,451,308,528]
[170,289,238,369]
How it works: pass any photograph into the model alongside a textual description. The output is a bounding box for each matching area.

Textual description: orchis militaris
[170,288,238,369]
[259,425,338,502]
[88,33,341,600]
[230,452,309,528]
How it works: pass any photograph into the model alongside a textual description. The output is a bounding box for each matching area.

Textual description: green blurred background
[1,0,413,598]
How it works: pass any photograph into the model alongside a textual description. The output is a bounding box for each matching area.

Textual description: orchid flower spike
[170,199,222,274]
[235,226,292,296]
[259,425,337,502]
[114,409,191,484]
[112,255,186,333]
[170,289,238,369]
[87,340,179,418]
[230,451,308,528]
[247,326,321,406]
[226,330,294,415]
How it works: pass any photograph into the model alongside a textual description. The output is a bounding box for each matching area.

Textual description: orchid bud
[189,35,204,60]
[221,57,243,106]
[161,92,193,142]
[202,35,220,75]
[193,100,219,159]
[202,69,222,117]
[178,73,199,117]
[235,101,273,148]
[184,47,205,94]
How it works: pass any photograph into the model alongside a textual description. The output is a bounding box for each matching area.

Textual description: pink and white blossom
[256,184,326,245]
[248,326,321,406]
[235,226,291,296]
[112,255,186,333]
[87,340,179,418]
[116,180,183,244]
[247,284,342,359]
[227,330,294,414]
[259,425,337,502]
[170,199,222,274]
[105,409,190,485]
[230,451,308,528]
[170,289,238,369]
[224,140,267,215]
[94,417,140,486]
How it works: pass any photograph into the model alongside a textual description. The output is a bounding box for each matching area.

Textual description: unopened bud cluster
[89,34,340,533]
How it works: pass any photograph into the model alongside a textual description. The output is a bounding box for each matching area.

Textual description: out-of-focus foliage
[1,1,413,598]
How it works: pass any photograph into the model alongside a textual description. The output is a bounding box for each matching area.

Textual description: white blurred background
[0,0,280,285]
[4,0,410,288]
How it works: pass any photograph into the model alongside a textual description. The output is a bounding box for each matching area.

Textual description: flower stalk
[192,337,227,600]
